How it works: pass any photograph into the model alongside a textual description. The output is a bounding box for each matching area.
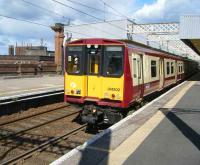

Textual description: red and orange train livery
[64,38,198,125]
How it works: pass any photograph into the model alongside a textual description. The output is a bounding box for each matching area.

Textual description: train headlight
[111,94,115,99]
[116,94,120,99]
[92,107,97,113]
[104,92,109,98]
[87,44,91,48]
[94,44,98,48]
[71,90,74,94]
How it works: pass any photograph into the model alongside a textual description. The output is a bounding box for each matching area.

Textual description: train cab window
[171,62,174,74]
[66,46,82,74]
[151,60,157,78]
[88,53,100,74]
[104,46,123,76]
[87,45,102,75]
[167,62,170,75]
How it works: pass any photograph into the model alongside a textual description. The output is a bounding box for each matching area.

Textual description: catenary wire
[64,0,123,18]
[22,0,70,21]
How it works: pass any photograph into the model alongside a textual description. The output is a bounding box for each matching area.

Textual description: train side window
[137,60,141,79]
[167,62,170,75]
[178,63,181,73]
[180,65,183,73]
[133,58,137,78]
[182,63,184,72]
[171,62,174,74]
[179,63,183,73]
[151,60,157,78]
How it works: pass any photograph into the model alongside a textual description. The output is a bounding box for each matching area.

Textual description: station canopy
[180,15,200,56]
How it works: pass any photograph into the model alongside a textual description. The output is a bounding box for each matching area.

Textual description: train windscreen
[66,45,124,76]
[104,46,123,76]
[66,46,82,74]
[87,45,101,75]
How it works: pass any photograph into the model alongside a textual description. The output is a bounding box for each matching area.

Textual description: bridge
[64,15,200,62]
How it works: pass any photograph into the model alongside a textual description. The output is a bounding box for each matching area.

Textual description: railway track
[0,85,178,164]
[1,124,87,165]
[0,110,80,141]
[0,104,70,126]
[0,104,92,165]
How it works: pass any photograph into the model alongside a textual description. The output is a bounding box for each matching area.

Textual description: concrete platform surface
[100,75,200,165]
[51,73,200,165]
[0,76,63,99]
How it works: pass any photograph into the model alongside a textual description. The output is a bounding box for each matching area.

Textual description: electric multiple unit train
[64,38,198,125]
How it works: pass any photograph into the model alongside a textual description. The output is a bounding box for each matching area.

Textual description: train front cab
[64,39,127,125]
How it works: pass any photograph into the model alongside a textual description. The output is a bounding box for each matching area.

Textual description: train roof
[67,38,192,61]
[120,39,184,60]
[67,38,124,45]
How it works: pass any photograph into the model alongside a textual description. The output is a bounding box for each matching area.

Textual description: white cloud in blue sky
[0,0,200,54]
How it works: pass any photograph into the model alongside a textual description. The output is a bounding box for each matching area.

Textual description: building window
[171,62,174,74]
[151,60,157,78]
[167,62,170,75]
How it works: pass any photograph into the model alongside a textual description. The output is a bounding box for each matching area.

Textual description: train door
[132,54,144,99]
[159,58,164,89]
[87,46,102,98]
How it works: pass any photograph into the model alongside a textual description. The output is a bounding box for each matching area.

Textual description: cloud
[133,0,200,23]
[1,0,200,54]
[0,0,137,54]
[134,0,166,22]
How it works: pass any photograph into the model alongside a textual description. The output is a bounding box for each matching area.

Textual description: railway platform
[0,75,63,103]
[51,72,200,165]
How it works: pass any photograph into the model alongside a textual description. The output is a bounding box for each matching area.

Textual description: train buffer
[0,75,63,104]
[51,72,200,165]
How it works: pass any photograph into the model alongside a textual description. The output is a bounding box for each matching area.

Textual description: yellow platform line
[100,81,195,165]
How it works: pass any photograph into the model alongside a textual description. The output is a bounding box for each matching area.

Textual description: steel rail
[1,124,87,165]
[0,110,81,141]
[0,104,70,126]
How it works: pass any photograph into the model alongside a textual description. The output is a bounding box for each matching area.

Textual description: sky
[0,0,200,54]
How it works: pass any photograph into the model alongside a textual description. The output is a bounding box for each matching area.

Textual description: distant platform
[52,72,200,165]
[0,75,63,101]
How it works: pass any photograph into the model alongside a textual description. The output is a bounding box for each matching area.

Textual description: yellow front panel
[87,75,124,101]
[65,73,124,101]
[65,73,87,97]
[101,76,124,101]
[87,76,102,97]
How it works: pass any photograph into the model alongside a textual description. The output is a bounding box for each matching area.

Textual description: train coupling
[81,105,104,124]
